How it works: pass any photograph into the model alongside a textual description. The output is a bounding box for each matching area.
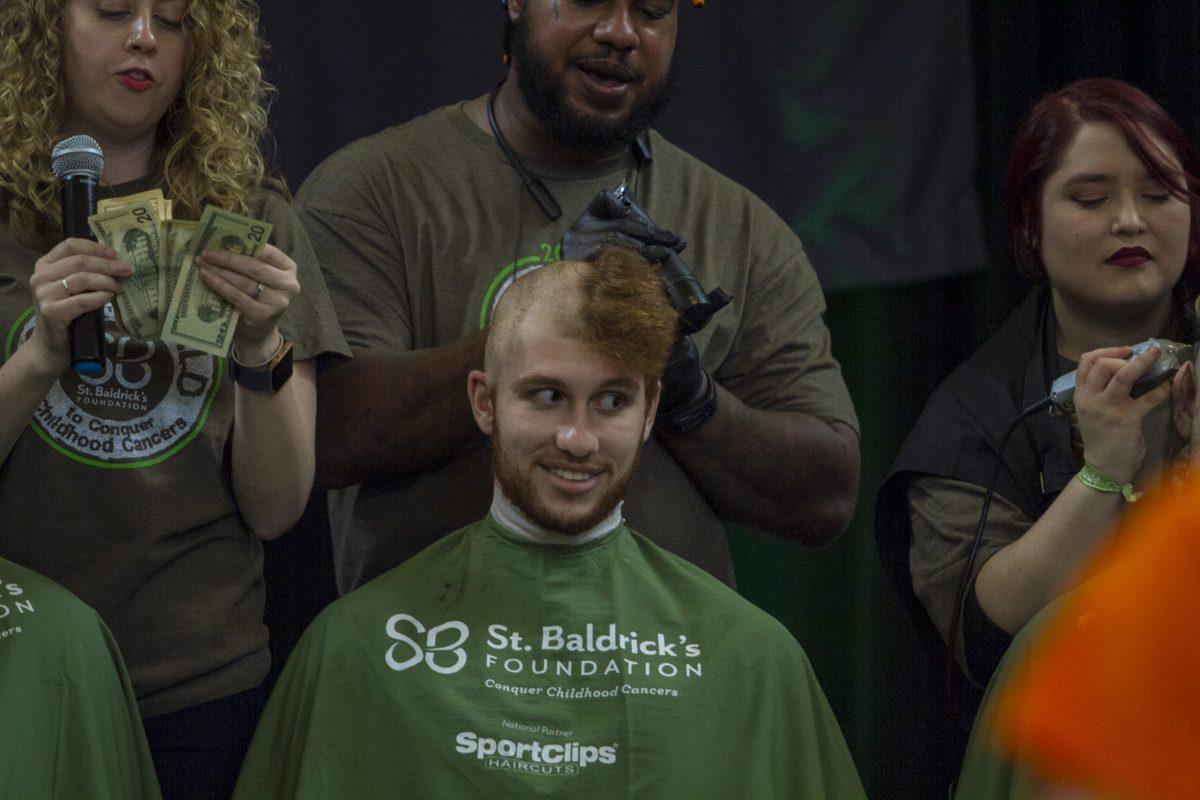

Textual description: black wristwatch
[230,338,294,392]
[656,370,717,436]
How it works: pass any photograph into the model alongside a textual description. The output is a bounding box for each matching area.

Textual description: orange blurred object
[996,468,1200,800]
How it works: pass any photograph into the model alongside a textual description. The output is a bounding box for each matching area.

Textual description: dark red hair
[1004,79,1200,285]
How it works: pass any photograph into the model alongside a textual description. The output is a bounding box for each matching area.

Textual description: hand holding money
[195,242,300,363]
[89,191,283,359]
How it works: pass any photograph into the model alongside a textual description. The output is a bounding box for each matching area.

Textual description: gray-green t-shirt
[0,557,161,799]
[298,102,858,592]
[0,179,350,717]
[233,516,865,799]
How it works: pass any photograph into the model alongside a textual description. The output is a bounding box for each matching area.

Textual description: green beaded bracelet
[1077,462,1141,503]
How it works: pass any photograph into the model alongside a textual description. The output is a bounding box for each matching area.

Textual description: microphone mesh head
[51,135,105,180]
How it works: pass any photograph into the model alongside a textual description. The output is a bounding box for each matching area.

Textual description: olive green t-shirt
[297,102,858,592]
[0,179,350,717]
[232,516,865,799]
[0,557,161,799]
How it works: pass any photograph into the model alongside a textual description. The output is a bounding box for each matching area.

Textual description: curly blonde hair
[0,0,277,248]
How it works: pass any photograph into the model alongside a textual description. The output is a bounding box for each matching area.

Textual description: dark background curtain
[254,2,1200,796]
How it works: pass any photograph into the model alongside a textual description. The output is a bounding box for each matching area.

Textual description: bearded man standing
[232,248,865,799]
[301,0,860,592]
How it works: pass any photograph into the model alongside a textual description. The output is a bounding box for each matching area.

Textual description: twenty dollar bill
[161,207,273,358]
[89,203,163,339]
[160,219,197,321]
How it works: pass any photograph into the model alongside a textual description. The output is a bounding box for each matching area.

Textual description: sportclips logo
[456,731,618,776]
[384,614,469,675]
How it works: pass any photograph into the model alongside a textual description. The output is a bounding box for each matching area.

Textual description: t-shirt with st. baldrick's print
[0,177,350,718]
[233,516,866,799]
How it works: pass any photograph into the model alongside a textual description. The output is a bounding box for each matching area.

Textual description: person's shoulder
[246,179,294,220]
[0,558,110,649]
[299,103,473,196]
[646,130,801,258]
[881,288,1047,493]
[647,131,780,217]
[317,522,481,620]
[928,288,1044,408]
[620,528,796,640]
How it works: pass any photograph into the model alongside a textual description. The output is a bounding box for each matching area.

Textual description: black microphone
[51,135,106,376]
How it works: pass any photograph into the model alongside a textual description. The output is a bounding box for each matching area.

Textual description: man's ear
[468,370,495,436]
[506,0,523,23]
[642,379,662,442]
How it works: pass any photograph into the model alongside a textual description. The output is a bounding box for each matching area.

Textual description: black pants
[143,684,266,800]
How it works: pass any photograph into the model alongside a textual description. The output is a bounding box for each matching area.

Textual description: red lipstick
[1105,246,1152,267]
[117,69,155,92]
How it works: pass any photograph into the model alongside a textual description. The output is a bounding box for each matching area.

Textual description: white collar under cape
[489,485,623,546]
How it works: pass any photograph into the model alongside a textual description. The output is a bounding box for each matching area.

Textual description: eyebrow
[512,375,565,393]
[1062,169,1164,188]
[511,375,640,392]
[596,377,640,392]
[1062,173,1114,187]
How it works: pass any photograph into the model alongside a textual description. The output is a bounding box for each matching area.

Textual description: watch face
[233,340,293,392]
[270,343,294,391]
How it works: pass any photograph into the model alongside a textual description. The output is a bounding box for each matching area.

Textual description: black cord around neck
[487,82,562,221]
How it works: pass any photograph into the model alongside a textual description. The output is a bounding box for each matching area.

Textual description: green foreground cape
[0,558,160,800]
[235,517,864,798]
[954,602,1067,799]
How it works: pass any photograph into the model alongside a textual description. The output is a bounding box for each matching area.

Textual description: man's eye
[595,393,626,411]
[532,389,562,404]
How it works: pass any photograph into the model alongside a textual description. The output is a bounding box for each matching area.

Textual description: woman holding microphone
[0,1,346,796]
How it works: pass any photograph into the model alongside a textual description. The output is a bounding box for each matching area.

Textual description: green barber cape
[0,558,161,800]
[235,517,865,798]
[954,601,1067,799]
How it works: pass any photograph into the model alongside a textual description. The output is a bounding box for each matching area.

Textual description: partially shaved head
[469,245,680,535]
[486,245,678,390]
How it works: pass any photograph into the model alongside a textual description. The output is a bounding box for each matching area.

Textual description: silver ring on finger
[252,281,265,300]
[61,277,72,295]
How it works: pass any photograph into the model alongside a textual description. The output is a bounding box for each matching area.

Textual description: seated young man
[233,246,865,799]
[0,558,161,799]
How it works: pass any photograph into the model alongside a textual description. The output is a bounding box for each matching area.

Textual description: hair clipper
[610,182,732,335]
[1048,338,1193,414]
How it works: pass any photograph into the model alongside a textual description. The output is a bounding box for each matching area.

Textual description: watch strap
[231,338,293,392]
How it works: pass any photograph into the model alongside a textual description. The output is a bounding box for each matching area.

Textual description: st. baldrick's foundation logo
[385,614,471,675]
[6,307,221,468]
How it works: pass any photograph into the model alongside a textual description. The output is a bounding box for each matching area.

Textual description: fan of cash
[88,189,273,358]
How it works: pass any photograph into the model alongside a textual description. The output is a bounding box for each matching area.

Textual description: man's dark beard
[512,12,674,155]
[491,413,639,535]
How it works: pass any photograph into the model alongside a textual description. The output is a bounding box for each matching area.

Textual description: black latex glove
[562,189,710,418]
[561,189,684,262]
[658,335,706,415]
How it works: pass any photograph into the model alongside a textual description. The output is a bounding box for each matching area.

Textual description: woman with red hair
[877,78,1198,686]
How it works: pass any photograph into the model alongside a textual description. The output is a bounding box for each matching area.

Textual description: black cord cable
[487,81,562,221]
[948,395,1053,689]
